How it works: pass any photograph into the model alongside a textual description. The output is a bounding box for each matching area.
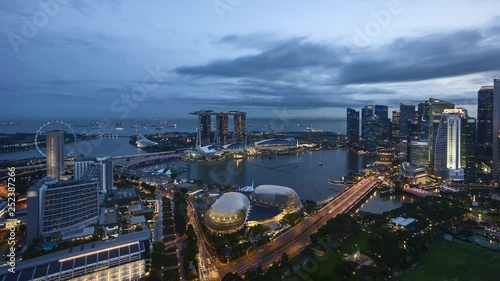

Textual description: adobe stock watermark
[76,65,168,156]
[209,107,296,186]
[353,0,403,48]
[7,0,69,54]
[212,0,244,21]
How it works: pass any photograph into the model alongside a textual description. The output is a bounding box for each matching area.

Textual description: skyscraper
[46,130,64,180]
[433,109,476,182]
[434,110,462,181]
[493,79,500,182]
[478,86,494,162]
[417,100,430,122]
[361,105,374,140]
[461,117,477,183]
[346,108,360,144]
[399,103,416,138]
[361,105,391,149]
[374,105,391,147]
[361,105,376,149]
[427,98,455,168]
[374,105,388,119]
[216,114,229,146]
[392,110,400,145]
[409,141,430,167]
[199,113,212,146]
[233,112,246,143]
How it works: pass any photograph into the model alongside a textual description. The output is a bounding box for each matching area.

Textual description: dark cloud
[163,78,398,111]
[339,29,500,84]
[177,26,500,86]
[176,38,344,80]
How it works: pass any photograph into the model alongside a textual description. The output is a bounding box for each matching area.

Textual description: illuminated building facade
[46,130,64,180]
[392,110,400,145]
[27,180,99,243]
[433,109,476,182]
[0,230,151,281]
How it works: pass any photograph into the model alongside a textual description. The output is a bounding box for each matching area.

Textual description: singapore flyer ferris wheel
[34,120,78,157]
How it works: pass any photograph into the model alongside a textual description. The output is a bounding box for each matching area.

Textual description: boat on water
[318,163,323,166]
[166,124,177,128]
[315,190,322,194]
[233,154,244,159]
[156,127,163,130]
[115,127,124,131]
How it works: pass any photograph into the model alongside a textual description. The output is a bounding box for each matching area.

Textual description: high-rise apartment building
[347,108,360,144]
[478,86,494,162]
[46,130,65,180]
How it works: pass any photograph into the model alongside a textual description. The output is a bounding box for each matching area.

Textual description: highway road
[186,200,220,281]
[215,176,379,276]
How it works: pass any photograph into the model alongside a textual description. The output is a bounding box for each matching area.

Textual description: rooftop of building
[190,110,246,115]
[210,192,250,213]
[112,188,139,200]
[130,215,147,225]
[28,179,97,192]
[0,230,151,276]
[252,185,299,196]
[391,217,416,227]
[45,179,97,189]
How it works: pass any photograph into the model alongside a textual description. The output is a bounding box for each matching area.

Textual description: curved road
[216,176,378,276]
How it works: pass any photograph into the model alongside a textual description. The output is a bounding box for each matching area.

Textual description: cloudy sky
[1,0,500,120]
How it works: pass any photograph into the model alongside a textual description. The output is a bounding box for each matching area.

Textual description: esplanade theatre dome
[204,192,250,234]
[250,185,302,211]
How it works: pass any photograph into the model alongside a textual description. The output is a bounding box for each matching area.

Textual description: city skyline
[2,1,500,119]
[1,2,500,281]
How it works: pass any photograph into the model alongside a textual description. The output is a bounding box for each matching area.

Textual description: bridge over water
[121,153,182,168]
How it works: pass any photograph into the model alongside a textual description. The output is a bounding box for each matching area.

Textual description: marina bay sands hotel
[190,110,246,146]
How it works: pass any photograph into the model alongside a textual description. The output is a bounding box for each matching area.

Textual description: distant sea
[0,118,347,136]
[0,118,347,161]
